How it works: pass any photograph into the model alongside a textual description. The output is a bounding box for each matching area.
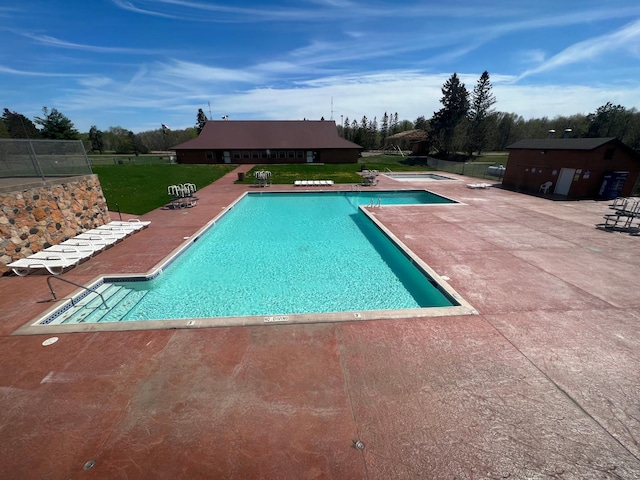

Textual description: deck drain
[353,313,362,319]
[352,440,365,450]
[83,459,96,470]
[42,337,58,346]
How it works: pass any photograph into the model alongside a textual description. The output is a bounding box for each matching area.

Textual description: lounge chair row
[467,183,492,189]
[7,220,150,276]
[596,197,640,235]
[293,180,334,187]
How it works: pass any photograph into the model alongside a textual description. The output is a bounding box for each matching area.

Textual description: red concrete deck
[1,168,639,479]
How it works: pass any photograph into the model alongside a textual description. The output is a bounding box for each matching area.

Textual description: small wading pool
[385,173,454,182]
[21,190,476,334]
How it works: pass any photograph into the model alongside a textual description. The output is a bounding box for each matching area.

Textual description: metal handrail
[46,276,108,309]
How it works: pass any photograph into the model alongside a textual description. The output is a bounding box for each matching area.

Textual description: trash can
[237,172,245,181]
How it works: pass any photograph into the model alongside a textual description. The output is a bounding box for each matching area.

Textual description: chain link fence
[0,139,92,179]
[425,157,505,180]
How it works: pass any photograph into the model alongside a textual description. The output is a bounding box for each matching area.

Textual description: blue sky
[2,0,640,133]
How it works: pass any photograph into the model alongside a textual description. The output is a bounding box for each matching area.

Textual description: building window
[288,151,295,159]
[252,151,259,159]
[278,151,286,159]
[242,151,250,159]
[205,151,213,160]
[296,150,304,158]
[233,151,240,159]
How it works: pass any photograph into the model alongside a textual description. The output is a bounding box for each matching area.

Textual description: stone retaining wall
[0,175,111,275]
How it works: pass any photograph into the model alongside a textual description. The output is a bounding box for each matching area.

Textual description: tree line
[339,72,640,155]
[0,107,197,154]
[3,85,640,156]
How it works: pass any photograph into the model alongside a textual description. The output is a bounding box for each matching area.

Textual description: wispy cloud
[23,33,164,55]
[517,18,640,80]
[0,65,84,77]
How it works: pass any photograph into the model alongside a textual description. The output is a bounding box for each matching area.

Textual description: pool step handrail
[47,276,109,310]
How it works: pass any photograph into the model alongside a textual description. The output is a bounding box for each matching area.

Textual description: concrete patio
[1,168,639,479]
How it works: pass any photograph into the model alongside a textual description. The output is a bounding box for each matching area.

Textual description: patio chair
[539,181,553,194]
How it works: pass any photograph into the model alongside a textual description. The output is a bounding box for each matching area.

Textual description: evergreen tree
[431,73,469,156]
[2,108,40,138]
[196,108,208,134]
[343,116,351,141]
[380,112,389,145]
[468,71,496,154]
[33,107,79,140]
[88,125,104,153]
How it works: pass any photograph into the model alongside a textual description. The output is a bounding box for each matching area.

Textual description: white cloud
[517,18,640,80]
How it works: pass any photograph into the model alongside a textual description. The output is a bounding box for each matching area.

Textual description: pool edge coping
[12,190,478,336]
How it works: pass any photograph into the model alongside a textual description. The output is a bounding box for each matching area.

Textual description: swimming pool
[385,173,454,182]
[26,191,476,332]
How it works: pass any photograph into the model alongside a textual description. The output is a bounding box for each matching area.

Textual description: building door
[306,151,313,163]
[554,168,576,196]
[223,151,231,164]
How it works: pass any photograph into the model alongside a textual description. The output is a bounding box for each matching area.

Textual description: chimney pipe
[547,129,556,139]
[563,128,572,139]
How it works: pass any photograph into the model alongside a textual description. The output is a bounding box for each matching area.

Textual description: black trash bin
[237,172,245,181]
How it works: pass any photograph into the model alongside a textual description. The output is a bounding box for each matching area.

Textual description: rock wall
[0,175,111,275]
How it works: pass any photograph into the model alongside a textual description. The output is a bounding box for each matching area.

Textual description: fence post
[79,140,93,174]
[27,140,46,181]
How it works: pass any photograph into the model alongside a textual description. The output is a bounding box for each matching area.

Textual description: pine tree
[468,71,496,154]
[431,73,469,156]
[2,108,40,138]
[196,108,208,134]
[33,107,79,140]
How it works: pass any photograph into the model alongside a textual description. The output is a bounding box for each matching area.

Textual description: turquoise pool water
[52,191,458,324]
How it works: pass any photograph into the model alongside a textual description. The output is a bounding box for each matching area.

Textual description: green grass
[93,164,235,215]
[238,156,433,185]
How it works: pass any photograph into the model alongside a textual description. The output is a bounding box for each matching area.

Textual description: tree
[467,71,497,154]
[414,116,428,131]
[380,112,389,145]
[0,121,9,138]
[196,108,208,134]
[431,73,469,156]
[33,107,79,140]
[586,102,631,140]
[88,125,104,153]
[2,108,40,138]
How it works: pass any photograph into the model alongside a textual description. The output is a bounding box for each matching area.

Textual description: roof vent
[547,129,556,139]
[563,128,572,139]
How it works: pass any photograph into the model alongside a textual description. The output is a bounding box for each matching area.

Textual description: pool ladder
[368,198,381,207]
[47,276,109,309]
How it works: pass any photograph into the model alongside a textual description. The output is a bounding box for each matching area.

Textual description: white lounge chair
[75,233,121,248]
[43,244,96,259]
[61,239,107,253]
[108,219,150,230]
[83,228,129,240]
[7,255,81,276]
[294,180,302,186]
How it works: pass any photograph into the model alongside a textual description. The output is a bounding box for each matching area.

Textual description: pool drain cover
[352,440,365,450]
[42,337,58,346]
[83,459,96,470]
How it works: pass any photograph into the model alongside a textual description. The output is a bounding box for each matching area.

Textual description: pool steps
[50,283,148,324]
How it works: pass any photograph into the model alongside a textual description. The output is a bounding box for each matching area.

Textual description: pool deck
[1,168,639,479]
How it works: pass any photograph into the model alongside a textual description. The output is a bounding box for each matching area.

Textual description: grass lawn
[93,164,235,215]
[238,155,433,185]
